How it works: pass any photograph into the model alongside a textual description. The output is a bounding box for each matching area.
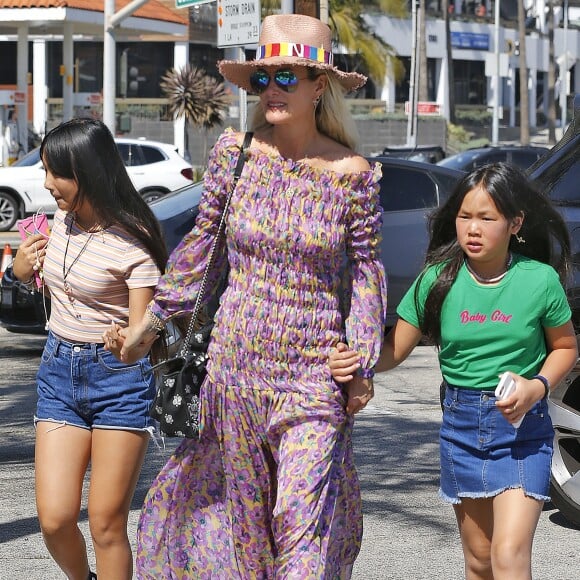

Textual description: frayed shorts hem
[438,486,550,505]
[34,416,156,435]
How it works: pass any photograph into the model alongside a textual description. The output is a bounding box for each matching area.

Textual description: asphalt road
[0,327,578,579]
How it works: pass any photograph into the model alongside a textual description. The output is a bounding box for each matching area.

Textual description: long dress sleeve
[342,166,387,376]
[149,131,243,320]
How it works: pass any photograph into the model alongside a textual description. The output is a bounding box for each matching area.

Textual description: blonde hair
[250,72,360,151]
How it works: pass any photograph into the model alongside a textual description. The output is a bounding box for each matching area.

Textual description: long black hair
[417,162,571,346]
[40,118,168,272]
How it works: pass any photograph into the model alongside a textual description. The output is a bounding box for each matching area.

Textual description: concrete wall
[127,116,448,167]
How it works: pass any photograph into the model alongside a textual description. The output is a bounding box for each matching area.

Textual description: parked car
[526,98,580,527]
[2,105,580,526]
[377,144,446,164]
[437,144,549,172]
[0,138,194,232]
[372,156,464,324]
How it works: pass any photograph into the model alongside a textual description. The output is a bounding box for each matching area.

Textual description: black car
[378,144,446,164]
[437,144,549,172]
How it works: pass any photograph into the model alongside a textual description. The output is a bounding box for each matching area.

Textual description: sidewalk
[1,329,578,579]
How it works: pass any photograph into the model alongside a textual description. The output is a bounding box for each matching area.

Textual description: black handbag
[149,132,252,438]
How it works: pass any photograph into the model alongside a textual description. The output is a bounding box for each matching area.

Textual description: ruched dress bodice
[150,129,387,394]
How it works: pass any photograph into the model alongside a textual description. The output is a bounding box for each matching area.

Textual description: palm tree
[160,65,229,161]
[328,1,407,88]
[442,0,456,124]
[418,0,428,103]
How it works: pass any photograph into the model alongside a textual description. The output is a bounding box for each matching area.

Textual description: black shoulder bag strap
[178,131,253,356]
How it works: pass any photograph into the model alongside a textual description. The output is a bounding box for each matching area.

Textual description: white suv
[0,137,194,231]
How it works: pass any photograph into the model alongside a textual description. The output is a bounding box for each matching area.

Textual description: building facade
[0,0,578,166]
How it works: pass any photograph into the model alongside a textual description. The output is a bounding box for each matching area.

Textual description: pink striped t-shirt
[42,209,161,343]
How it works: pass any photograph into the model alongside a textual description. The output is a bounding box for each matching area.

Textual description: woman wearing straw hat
[113,13,386,579]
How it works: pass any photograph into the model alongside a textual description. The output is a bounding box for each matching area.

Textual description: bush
[455,107,492,126]
[447,122,490,154]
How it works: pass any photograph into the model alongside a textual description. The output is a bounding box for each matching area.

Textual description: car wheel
[549,363,580,526]
[0,191,19,232]
[141,190,166,204]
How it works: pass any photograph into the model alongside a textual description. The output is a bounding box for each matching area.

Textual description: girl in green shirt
[330,163,578,579]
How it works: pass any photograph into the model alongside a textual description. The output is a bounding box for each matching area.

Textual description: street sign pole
[217,0,261,132]
[238,48,247,132]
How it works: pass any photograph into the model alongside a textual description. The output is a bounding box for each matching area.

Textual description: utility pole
[492,0,501,145]
[407,0,419,148]
[103,0,152,134]
[561,0,569,132]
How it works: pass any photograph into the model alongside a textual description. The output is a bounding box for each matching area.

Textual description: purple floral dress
[137,130,387,579]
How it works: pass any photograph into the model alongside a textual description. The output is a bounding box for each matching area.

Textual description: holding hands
[329,342,373,414]
[103,319,158,364]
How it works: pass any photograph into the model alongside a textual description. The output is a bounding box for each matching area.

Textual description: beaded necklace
[465,253,513,284]
[62,222,94,318]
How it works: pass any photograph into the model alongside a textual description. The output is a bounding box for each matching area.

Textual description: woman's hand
[328,343,373,413]
[346,375,374,415]
[13,233,48,283]
[102,321,125,358]
[495,373,545,425]
[103,320,157,363]
[118,319,158,363]
[329,342,361,383]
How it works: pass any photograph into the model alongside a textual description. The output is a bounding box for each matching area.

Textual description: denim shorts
[439,384,554,504]
[35,332,156,431]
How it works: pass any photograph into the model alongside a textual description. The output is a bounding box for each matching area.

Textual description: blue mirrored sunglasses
[249,69,306,94]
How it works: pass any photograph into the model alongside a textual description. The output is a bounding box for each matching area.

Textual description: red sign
[405,101,441,115]
[13,91,26,103]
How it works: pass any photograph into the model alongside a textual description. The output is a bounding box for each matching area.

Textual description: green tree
[517,0,530,144]
[328,1,407,86]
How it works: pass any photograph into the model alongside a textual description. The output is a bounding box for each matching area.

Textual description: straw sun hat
[218,14,367,93]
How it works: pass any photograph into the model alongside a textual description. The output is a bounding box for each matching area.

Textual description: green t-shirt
[397,254,571,389]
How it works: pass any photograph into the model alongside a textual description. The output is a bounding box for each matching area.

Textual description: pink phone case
[17,214,50,288]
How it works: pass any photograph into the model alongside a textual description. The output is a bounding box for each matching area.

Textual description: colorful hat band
[256,42,333,65]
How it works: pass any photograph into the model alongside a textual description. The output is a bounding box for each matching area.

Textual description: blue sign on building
[451,31,490,51]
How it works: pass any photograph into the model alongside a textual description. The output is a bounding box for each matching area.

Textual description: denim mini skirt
[35,331,156,431]
[439,384,554,504]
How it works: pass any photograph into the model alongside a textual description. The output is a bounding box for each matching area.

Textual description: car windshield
[12,148,41,167]
[437,150,481,169]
